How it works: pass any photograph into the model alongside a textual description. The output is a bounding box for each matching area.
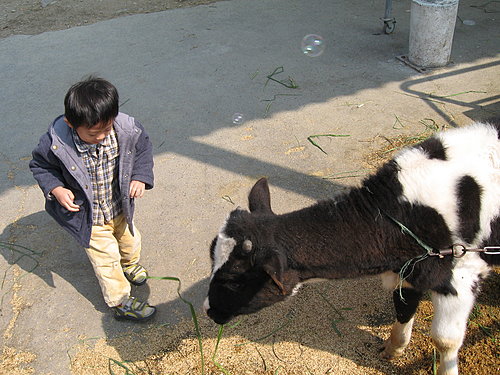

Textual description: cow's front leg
[381,288,422,359]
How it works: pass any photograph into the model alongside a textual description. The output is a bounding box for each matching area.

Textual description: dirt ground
[0,1,498,375]
[69,269,499,375]
[0,0,222,39]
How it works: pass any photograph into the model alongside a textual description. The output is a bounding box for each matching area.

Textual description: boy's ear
[64,117,74,129]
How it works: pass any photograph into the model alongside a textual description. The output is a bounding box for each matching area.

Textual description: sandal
[113,296,156,322]
[123,264,148,286]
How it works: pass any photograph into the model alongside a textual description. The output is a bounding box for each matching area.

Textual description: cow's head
[204,178,299,324]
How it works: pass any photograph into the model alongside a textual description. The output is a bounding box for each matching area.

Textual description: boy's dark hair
[64,76,119,128]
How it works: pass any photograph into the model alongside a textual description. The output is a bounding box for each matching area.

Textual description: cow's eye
[225,281,241,291]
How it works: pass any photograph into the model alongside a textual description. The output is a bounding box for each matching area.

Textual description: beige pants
[84,214,141,307]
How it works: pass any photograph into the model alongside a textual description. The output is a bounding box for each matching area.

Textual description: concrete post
[408,0,459,68]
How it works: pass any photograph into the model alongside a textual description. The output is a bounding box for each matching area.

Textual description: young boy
[30,76,156,322]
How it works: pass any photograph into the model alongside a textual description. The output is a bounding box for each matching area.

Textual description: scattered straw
[67,268,499,375]
[262,93,301,116]
[147,276,206,373]
[0,346,36,375]
[364,119,442,168]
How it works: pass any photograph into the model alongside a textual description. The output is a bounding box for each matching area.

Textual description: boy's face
[65,118,114,145]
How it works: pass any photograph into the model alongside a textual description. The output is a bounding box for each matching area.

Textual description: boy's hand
[130,180,146,198]
[51,186,80,212]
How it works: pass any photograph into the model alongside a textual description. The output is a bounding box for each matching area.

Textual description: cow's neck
[276,186,410,281]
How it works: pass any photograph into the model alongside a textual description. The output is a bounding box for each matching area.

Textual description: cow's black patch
[480,215,500,265]
[390,204,455,295]
[393,288,423,324]
[209,237,217,262]
[418,137,447,160]
[362,160,403,211]
[456,175,482,244]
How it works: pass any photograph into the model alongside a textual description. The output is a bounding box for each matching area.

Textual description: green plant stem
[307,134,350,154]
[147,276,205,375]
[212,325,231,375]
[265,67,299,89]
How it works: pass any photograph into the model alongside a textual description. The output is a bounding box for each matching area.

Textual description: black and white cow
[204,120,500,375]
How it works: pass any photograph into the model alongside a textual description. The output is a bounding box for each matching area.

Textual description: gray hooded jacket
[30,112,154,247]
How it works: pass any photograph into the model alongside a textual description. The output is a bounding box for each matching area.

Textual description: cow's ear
[248,178,274,214]
[262,252,287,295]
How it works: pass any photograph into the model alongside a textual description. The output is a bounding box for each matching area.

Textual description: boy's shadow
[0,211,152,315]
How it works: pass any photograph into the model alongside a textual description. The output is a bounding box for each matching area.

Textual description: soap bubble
[232,113,244,125]
[301,34,325,57]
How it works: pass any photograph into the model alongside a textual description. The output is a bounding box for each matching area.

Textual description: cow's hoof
[380,340,404,360]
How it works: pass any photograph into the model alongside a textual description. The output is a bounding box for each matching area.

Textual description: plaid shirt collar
[72,127,115,153]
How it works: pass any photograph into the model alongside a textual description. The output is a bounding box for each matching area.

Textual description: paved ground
[0,0,498,373]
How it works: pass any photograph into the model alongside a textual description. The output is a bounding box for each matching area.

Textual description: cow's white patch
[291,283,303,296]
[211,223,237,278]
[380,271,413,290]
[203,297,210,313]
[289,279,325,297]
